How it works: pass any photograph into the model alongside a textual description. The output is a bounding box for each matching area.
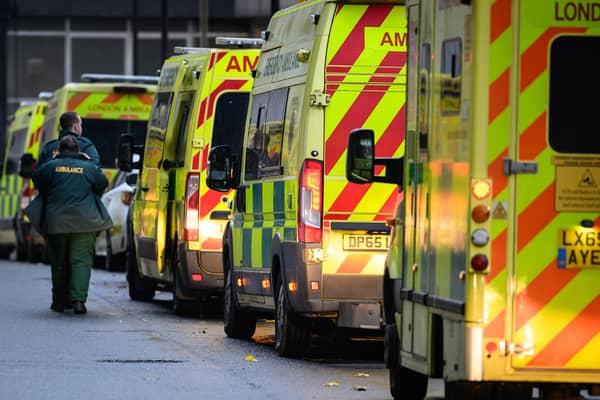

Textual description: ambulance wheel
[126,240,155,301]
[105,230,126,272]
[223,268,256,339]
[389,365,428,400]
[275,275,311,358]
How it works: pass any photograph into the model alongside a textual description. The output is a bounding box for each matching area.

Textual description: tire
[223,267,256,339]
[274,275,311,357]
[126,240,155,301]
[171,259,199,316]
[105,229,126,272]
[389,365,428,400]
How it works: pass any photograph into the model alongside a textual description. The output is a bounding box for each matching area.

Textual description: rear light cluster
[298,159,323,243]
[470,179,492,273]
[184,173,200,242]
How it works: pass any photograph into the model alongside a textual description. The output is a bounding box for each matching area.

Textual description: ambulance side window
[144,92,173,168]
[263,88,287,169]
[418,43,431,149]
[549,35,600,154]
[212,92,250,163]
[245,93,268,181]
[440,38,461,116]
[173,91,194,163]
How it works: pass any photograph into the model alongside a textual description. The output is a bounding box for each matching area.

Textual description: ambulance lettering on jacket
[554,2,600,22]
[55,166,83,174]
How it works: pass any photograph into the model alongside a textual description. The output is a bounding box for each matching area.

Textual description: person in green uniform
[31,135,113,314]
[38,111,100,167]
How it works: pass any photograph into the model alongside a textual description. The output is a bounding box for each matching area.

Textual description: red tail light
[298,159,323,243]
[184,173,200,242]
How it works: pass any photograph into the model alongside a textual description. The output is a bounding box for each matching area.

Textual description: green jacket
[31,152,113,235]
[37,131,100,167]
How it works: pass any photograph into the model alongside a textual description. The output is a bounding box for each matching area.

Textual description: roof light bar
[80,73,159,84]
[215,36,263,48]
[173,46,211,55]
[38,91,54,100]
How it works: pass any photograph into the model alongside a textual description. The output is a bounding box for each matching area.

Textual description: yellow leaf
[322,381,340,387]
[353,372,370,378]
[245,355,257,362]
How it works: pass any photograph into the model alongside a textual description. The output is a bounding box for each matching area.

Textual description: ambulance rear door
[322,3,406,302]
[508,4,600,371]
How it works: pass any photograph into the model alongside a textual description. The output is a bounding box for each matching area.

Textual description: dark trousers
[45,232,96,304]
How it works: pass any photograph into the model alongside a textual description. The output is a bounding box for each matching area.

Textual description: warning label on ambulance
[553,157,600,212]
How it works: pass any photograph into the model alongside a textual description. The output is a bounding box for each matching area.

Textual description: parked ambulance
[18,74,157,268]
[0,96,47,261]
[346,1,600,399]
[207,0,407,356]
[118,40,261,315]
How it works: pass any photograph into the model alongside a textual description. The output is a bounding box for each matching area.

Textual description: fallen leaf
[245,355,257,362]
[322,381,340,387]
[353,372,370,378]
[353,385,367,391]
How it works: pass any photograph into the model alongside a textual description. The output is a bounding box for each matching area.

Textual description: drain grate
[97,359,184,364]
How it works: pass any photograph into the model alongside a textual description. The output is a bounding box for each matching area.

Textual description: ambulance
[118,40,261,315]
[39,74,157,182]
[17,74,157,267]
[346,0,600,398]
[206,0,406,356]
[0,96,47,261]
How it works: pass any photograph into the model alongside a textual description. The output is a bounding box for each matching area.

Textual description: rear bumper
[281,242,383,330]
[176,242,224,299]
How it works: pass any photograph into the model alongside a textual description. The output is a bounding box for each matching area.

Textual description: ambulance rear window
[82,118,148,168]
[549,35,600,154]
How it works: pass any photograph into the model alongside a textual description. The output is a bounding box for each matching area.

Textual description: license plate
[343,234,390,251]
[558,228,600,269]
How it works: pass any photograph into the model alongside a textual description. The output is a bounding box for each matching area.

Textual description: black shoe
[50,303,64,313]
[72,301,87,314]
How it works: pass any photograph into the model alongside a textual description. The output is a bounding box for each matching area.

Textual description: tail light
[298,159,323,243]
[184,173,199,242]
[121,192,133,206]
[469,178,492,273]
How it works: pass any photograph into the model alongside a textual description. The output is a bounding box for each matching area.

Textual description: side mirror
[19,153,36,179]
[346,129,375,184]
[206,145,234,192]
[117,133,134,172]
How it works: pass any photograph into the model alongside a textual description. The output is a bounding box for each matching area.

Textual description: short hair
[59,112,80,131]
[58,135,80,153]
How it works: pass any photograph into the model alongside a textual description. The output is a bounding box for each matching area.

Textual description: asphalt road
[0,259,443,400]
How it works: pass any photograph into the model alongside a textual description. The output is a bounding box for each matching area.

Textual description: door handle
[140,186,149,192]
